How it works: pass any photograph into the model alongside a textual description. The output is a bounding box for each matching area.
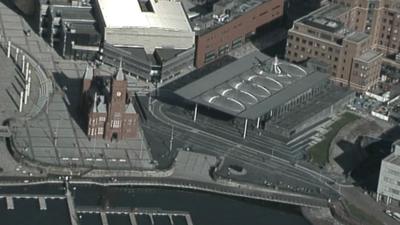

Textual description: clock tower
[105,61,127,141]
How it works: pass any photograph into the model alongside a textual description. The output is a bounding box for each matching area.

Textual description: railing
[0,35,53,120]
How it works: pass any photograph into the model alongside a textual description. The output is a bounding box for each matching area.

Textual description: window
[99,117,106,122]
[218,44,229,55]
[232,38,242,49]
[320,33,331,40]
[98,127,103,135]
[392,188,400,195]
[204,51,216,64]
[112,120,121,128]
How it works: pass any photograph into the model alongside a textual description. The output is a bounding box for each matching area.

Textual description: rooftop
[270,86,353,130]
[50,5,95,21]
[356,50,382,63]
[95,0,192,32]
[300,4,348,33]
[187,0,268,34]
[174,51,330,120]
[384,142,400,166]
[345,31,369,43]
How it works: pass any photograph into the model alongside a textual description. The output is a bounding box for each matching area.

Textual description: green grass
[344,201,383,225]
[309,112,360,166]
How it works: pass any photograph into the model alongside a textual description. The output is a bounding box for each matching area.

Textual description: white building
[93,0,195,53]
[377,141,400,204]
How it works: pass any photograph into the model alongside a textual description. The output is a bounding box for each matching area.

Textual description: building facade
[286,3,384,91]
[40,1,102,60]
[330,0,400,56]
[81,63,140,141]
[286,0,400,91]
[93,0,195,53]
[377,141,400,204]
[192,0,284,68]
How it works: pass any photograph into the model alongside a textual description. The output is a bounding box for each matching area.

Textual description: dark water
[0,184,311,225]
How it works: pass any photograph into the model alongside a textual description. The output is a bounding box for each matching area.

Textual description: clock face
[116,91,121,97]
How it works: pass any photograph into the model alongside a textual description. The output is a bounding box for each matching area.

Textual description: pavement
[341,186,400,225]
[0,0,155,172]
[144,98,340,200]
[328,117,386,176]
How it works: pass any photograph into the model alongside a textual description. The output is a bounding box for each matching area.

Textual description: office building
[377,141,400,204]
[189,0,284,67]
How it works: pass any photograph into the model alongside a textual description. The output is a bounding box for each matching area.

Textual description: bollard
[27,76,31,97]
[7,41,11,58]
[15,48,19,63]
[22,55,25,72]
[24,83,28,105]
[19,91,23,112]
[25,62,30,78]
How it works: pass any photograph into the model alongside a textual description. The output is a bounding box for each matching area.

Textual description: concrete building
[286,0,400,91]
[93,0,196,83]
[40,1,102,60]
[174,51,353,141]
[189,0,284,68]
[93,0,195,53]
[100,43,195,83]
[81,63,140,141]
[377,141,400,204]
[35,0,89,35]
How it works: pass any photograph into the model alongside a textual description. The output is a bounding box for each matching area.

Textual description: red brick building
[193,0,284,68]
[81,63,139,141]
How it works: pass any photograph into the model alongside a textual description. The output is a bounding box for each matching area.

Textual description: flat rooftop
[50,5,95,21]
[356,50,382,63]
[95,0,192,32]
[300,4,348,33]
[270,86,353,130]
[345,31,369,43]
[188,0,269,34]
[174,51,330,120]
[384,152,400,166]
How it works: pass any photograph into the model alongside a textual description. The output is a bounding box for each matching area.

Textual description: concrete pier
[66,189,79,225]
[185,214,194,225]
[129,213,138,225]
[149,214,155,225]
[38,197,47,210]
[6,196,14,210]
[168,215,174,225]
[100,212,109,225]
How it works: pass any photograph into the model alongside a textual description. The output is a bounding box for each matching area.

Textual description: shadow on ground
[345,126,400,191]
[53,71,86,133]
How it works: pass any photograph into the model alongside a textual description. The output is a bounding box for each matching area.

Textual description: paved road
[143,99,339,199]
[341,186,399,225]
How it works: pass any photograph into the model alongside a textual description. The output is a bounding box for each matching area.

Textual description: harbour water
[0,184,311,225]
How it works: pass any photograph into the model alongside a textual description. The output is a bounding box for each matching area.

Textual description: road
[143,98,340,200]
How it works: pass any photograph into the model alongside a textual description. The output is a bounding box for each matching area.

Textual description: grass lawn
[344,201,383,225]
[309,112,360,166]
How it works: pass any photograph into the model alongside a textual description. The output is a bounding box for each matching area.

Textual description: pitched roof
[83,64,94,80]
[115,60,125,81]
